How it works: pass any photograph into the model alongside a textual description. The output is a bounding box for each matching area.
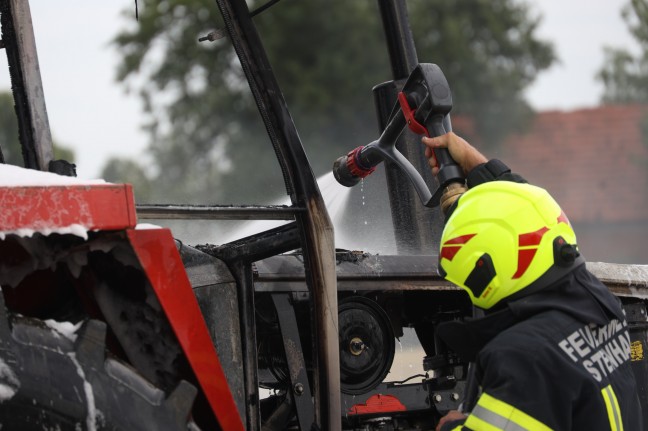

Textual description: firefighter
[422,132,643,431]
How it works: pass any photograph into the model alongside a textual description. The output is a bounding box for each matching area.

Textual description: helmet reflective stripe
[557,210,570,225]
[513,226,549,279]
[440,233,476,261]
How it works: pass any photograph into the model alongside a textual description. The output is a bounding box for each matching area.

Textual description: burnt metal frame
[0,0,54,170]
[214,1,340,430]
[136,204,302,220]
[140,2,440,424]
[0,0,444,428]
[201,221,304,430]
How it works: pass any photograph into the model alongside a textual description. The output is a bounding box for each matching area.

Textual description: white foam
[0,164,105,187]
[0,224,90,240]
[0,358,20,403]
[45,320,83,342]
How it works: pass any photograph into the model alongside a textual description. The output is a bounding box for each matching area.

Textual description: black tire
[0,295,199,430]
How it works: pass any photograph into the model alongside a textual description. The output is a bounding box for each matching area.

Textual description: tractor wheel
[0,305,199,430]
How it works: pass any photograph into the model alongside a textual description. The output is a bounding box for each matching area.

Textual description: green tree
[597,0,648,173]
[598,0,648,102]
[409,0,554,145]
[101,157,153,202]
[0,91,75,166]
[0,92,20,164]
[106,0,554,203]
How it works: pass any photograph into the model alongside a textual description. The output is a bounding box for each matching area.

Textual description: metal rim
[338,296,396,394]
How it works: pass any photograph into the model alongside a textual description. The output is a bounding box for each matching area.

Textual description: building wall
[459,105,648,264]
[502,105,648,223]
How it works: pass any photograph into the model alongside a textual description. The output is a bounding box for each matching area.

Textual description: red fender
[127,228,245,431]
[0,183,244,430]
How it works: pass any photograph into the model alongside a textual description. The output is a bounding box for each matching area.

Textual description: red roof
[481,105,648,223]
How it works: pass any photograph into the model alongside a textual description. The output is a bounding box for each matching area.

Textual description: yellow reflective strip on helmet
[601,385,624,431]
[469,392,553,431]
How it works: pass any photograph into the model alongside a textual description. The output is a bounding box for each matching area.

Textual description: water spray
[332,63,464,208]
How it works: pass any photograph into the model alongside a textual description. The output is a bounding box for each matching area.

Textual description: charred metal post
[214,0,341,429]
[202,222,304,430]
[230,260,262,431]
[375,0,443,254]
[0,0,54,171]
[377,0,417,79]
[136,204,302,221]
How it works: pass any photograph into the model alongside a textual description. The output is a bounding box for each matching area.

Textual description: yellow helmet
[439,181,579,310]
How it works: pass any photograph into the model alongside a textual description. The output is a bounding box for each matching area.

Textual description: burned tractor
[1,0,648,430]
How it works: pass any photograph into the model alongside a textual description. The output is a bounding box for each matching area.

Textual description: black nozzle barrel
[332,145,381,188]
[333,154,362,187]
[332,107,408,189]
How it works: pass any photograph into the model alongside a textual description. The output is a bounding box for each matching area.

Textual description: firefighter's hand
[436,410,468,431]
[422,132,487,176]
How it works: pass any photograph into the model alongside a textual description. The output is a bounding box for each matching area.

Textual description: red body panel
[0,184,137,231]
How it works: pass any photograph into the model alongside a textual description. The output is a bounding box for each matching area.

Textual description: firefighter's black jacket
[438,160,644,431]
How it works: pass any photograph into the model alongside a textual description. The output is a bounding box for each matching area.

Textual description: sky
[0,0,639,179]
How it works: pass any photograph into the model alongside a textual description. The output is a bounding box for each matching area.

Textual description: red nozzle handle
[398,92,429,137]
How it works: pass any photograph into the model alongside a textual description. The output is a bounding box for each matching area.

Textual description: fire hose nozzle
[332,146,376,187]
[332,63,464,208]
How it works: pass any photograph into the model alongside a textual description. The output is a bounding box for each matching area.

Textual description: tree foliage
[598,0,648,103]
[105,0,554,203]
[0,92,20,164]
[409,0,554,145]
[101,157,153,201]
[0,91,74,166]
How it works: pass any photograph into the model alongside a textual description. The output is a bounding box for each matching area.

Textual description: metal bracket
[272,293,315,430]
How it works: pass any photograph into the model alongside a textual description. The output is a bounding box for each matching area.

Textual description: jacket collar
[435,265,623,362]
